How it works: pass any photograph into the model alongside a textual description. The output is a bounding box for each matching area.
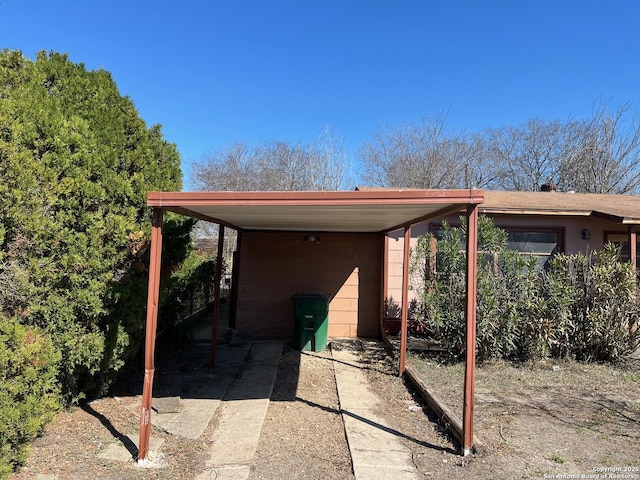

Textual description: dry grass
[407,352,640,476]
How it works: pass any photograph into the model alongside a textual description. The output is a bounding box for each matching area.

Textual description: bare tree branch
[191,130,350,191]
[562,102,640,193]
[359,115,492,189]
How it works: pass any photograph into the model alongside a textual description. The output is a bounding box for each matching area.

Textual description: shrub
[411,216,638,362]
[545,245,638,361]
[0,50,191,402]
[160,249,218,332]
[0,315,61,477]
[411,218,537,362]
[410,223,465,358]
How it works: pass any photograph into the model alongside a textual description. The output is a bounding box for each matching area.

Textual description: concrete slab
[197,464,251,480]
[97,434,164,462]
[353,464,420,479]
[152,342,252,439]
[154,397,221,439]
[152,396,181,413]
[332,346,421,480]
[197,341,282,480]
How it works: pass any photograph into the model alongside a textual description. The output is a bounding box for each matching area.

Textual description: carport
[137,188,484,461]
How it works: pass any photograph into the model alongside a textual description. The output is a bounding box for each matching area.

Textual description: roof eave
[479,207,592,217]
[147,189,485,207]
[147,189,485,233]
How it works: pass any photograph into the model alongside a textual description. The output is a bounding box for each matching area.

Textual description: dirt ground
[11,334,640,480]
[406,347,640,478]
[247,346,354,480]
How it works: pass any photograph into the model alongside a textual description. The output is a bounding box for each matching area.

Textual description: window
[503,228,563,270]
[429,223,564,271]
[604,232,639,267]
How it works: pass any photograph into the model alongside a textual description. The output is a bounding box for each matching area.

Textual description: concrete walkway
[196,341,282,480]
[192,340,421,480]
[100,338,421,479]
[152,341,253,439]
[332,346,422,480]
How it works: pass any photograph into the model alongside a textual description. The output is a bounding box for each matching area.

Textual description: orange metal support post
[629,225,637,268]
[462,204,479,455]
[629,225,638,350]
[210,225,225,368]
[138,208,164,462]
[380,235,389,335]
[399,226,411,375]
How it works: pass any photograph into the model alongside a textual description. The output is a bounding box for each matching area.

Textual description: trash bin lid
[292,293,332,301]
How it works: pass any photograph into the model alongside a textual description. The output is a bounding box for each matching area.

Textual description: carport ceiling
[148,189,484,233]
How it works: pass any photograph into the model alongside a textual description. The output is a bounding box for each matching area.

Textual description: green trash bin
[292,293,331,352]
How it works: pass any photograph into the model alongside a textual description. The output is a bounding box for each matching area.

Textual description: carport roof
[147,189,484,233]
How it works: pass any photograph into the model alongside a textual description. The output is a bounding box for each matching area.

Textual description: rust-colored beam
[147,189,485,207]
[462,204,478,456]
[210,225,225,368]
[228,232,242,330]
[399,226,411,376]
[629,225,637,268]
[381,235,389,335]
[138,208,164,463]
[404,364,485,454]
[629,225,638,350]
[383,202,474,233]
[167,206,241,231]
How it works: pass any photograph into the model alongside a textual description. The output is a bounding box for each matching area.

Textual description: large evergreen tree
[0,50,185,400]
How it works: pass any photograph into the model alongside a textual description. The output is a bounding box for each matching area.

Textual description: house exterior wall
[235,231,382,339]
[387,213,634,306]
[487,214,614,253]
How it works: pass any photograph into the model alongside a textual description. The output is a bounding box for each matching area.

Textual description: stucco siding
[386,213,634,309]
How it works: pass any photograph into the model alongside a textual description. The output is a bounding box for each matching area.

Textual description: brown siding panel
[235,231,382,339]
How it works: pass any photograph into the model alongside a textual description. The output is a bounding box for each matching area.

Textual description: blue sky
[2,1,639,189]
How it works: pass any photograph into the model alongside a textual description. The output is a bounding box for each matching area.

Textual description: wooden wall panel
[235,231,382,339]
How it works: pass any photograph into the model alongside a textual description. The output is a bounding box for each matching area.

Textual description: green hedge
[0,315,61,478]
[160,249,217,332]
[411,217,639,362]
[0,50,190,402]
